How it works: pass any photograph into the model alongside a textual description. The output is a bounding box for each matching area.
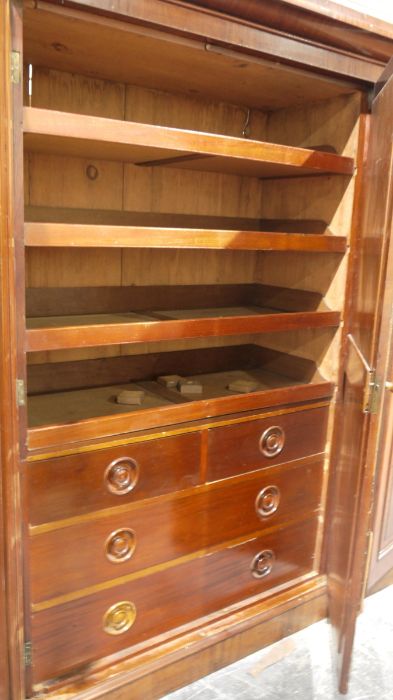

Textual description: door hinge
[363,370,380,414]
[10,51,21,84]
[16,379,26,407]
[24,641,32,667]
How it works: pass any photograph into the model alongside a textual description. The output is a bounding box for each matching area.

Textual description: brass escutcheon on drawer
[251,549,275,579]
[104,457,139,495]
[259,426,285,458]
[103,601,137,635]
[105,528,136,563]
[255,485,280,517]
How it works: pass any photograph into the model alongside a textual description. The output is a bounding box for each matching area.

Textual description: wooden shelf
[26,344,334,449]
[23,107,354,179]
[24,222,347,253]
[26,308,340,352]
[25,283,340,352]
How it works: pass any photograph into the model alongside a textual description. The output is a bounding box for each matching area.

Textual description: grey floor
[165,585,393,700]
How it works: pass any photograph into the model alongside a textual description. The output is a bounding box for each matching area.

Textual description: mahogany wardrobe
[1,1,393,699]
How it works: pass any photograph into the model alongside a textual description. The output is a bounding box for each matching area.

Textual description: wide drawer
[207,405,328,480]
[27,432,201,525]
[31,517,319,685]
[29,457,324,603]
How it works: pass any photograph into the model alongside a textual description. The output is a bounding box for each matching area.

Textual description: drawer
[29,457,323,603]
[27,432,201,525]
[207,405,328,480]
[31,517,319,685]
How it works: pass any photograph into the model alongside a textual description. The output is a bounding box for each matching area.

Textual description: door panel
[368,178,393,590]
[327,60,393,693]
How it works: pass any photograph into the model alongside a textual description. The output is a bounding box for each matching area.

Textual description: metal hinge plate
[363,370,380,414]
[10,51,21,84]
[16,379,26,407]
[24,641,32,667]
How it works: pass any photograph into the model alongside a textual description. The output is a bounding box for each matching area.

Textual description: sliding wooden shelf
[24,222,347,252]
[25,283,340,352]
[26,309,340,352]
[26,345,334,450]
[23,107,354,178]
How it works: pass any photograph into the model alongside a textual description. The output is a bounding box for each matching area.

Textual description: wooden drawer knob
[255,485,280,517]
[105,457,139,495]
[105,529,136,563]
[259,426,285,458]
[103,601,136,635]
[251,550,275,579]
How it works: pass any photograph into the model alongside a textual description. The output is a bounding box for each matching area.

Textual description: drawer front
[31,517,319,685]
[27,432,201,525]
[207,405,328,480]
[29,458,323,603]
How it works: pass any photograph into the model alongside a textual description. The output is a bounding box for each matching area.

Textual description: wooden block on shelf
[157,374,183,388]
[227,379,260,393]
[177,379,203,395]
[116,389,145,405]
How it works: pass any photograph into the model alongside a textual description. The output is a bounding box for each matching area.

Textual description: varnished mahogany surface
[28,384,333,451]
[25,309,340,352]
[29,458,324,603]
[24,221,347,253]
[207,405,328,480]
[327,73,393,693]
[27,432,201,525]
[26,345,319,396]
[32,578,327,700]
[30,517,319,685]
[32,0,385,83]
[186,0,393,63]
[4,0,381,698]
[23,107,354,178]
[26,284,325,317]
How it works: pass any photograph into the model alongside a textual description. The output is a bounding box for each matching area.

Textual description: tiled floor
[165,585,393,700]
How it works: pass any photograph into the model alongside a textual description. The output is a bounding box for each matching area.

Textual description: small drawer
[29,458,323,603]
[30,517,319,685]
[207,405,328,480]
[27,432,201,525]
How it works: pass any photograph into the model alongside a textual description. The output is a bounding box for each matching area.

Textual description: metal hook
[242,108,251,138]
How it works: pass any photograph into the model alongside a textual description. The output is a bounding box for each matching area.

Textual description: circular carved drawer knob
[255,485,280,518]
[105,529,136,563]
[251,550,275,579]
[259,426,285,458]
[105,458,139,495]
[103,601,136,635]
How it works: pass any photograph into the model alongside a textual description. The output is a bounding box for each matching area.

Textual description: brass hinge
[10,51,21,84]
[16,379,26,407]
[363,370,380,414]
[24,641,32,667]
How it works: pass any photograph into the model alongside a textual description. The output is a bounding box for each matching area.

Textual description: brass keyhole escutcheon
[251,550,275,579]
[103,601,136,635]
[255,485,280,518]
[105,458,139,495]
[259,426,285,458]
[105,528,136,563]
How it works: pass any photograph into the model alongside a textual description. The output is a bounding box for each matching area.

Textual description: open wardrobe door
[327,59,393,694]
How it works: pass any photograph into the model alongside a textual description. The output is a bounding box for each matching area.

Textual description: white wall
[334,0,393,22]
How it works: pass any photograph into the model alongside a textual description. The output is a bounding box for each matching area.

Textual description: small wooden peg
[227,379,259,393]
[116,389,145,405]
[177,379,203,395]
